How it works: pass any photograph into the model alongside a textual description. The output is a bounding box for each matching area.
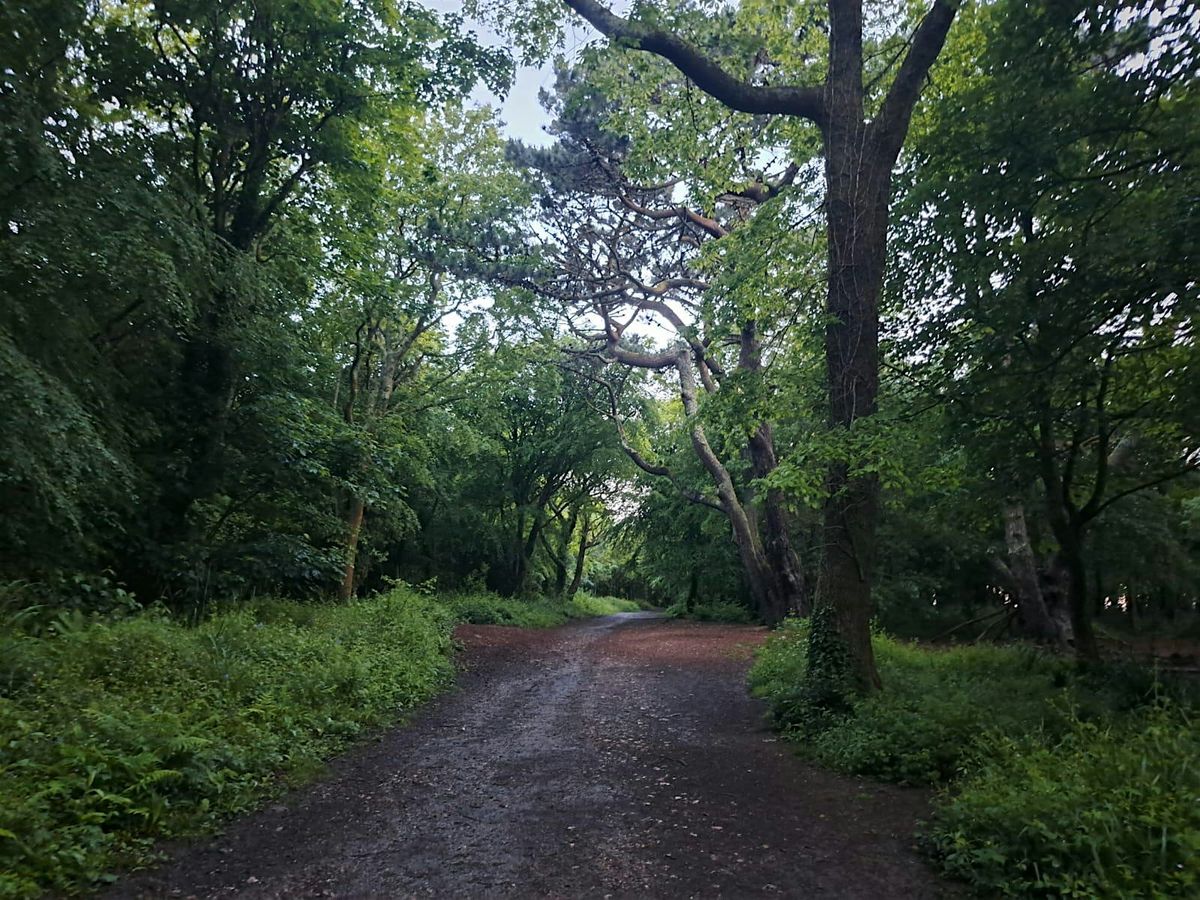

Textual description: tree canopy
[1,0,1197,675]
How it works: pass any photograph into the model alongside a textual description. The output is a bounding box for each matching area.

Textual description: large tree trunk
[809,102,890,692]
[740,323,810,617]
[1001,502,1073,647]
[559,0,959,686]
[676,352,790,624]
[1057,532,1099,660]
[511,498,552,596]
[748,425,809,618]
[552,507,578,596]
[1035,412,1102,661]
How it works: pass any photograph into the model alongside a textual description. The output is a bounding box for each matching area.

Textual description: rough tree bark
[998,502,1073,647]
[339,498,367,601]
[554,507,579,596]
[567,512,591,597]
[562,0,960,691]
[740,321,810,617]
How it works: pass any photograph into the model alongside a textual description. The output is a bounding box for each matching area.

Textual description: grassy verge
[0,586,646,896]
[0,589,455,897]
[749,620,1200,897]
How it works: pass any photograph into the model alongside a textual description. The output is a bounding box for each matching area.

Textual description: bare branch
[619,194,729,239]
[564,359,725,513]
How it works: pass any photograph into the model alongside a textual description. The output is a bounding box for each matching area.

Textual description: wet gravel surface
[112,612,951,898]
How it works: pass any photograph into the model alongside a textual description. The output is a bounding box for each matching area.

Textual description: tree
[483,0,961,690]
[484,354,625,595]
[507,91,813,621]
[318,107,530,599]
[891,0,1200,658]
[117,0,506,555]
[0,0,511,604]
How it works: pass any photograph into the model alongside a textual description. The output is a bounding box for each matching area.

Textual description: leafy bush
[666,600,755,624]
[926,703,1199,898]
[750,622,1072,784]
[0,590,454,897]
[440,591,565,627]
[567,593,643,617]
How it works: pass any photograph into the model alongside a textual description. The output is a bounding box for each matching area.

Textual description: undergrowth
[0,590,455,896]
[0,585,644,896]
[749,619,1200,896]
[927,704,1198,898]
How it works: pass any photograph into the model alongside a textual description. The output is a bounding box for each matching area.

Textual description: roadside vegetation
[0,584,640,897]
[445,591,644,627]
[750,622,1200,896]
[665,600,756,625]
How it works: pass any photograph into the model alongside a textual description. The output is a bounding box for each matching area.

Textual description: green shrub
[750,622,1072,784]
[566,593,642,617]
[926,703,1200,898]
[440,591,565,628]
[665,600,755,624]
[0,589,454,897]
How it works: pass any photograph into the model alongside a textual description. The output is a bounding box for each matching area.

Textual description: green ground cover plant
[927,703,1198,898]
[749,621,1200,895]
[0,586,637,897]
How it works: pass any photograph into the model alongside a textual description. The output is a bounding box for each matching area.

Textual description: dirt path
[113,613,950,898]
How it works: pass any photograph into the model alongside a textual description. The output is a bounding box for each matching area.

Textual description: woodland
[0,0,1198,896]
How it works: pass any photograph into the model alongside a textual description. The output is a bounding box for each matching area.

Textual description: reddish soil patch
[595,619,768,668]
[454,622,564,656]
[111,613,952,898]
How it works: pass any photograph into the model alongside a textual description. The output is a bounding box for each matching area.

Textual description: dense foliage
[0,588,455,896]
[2,0,1195,642]
[930,705,1199,898]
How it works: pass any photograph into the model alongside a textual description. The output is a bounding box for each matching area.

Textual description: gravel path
[112,612,950,898]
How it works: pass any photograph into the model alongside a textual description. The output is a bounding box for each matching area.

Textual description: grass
[749,620,1200,896]
[927,704,1199,897]
[0,586,642,897]
[0,588,455,897]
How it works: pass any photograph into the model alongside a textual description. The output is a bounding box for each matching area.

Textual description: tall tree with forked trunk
[522,0,962,692]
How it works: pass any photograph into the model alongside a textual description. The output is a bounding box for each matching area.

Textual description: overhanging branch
[562,0,827,125]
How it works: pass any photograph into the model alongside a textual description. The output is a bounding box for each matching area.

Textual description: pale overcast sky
[424,1,587,147]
